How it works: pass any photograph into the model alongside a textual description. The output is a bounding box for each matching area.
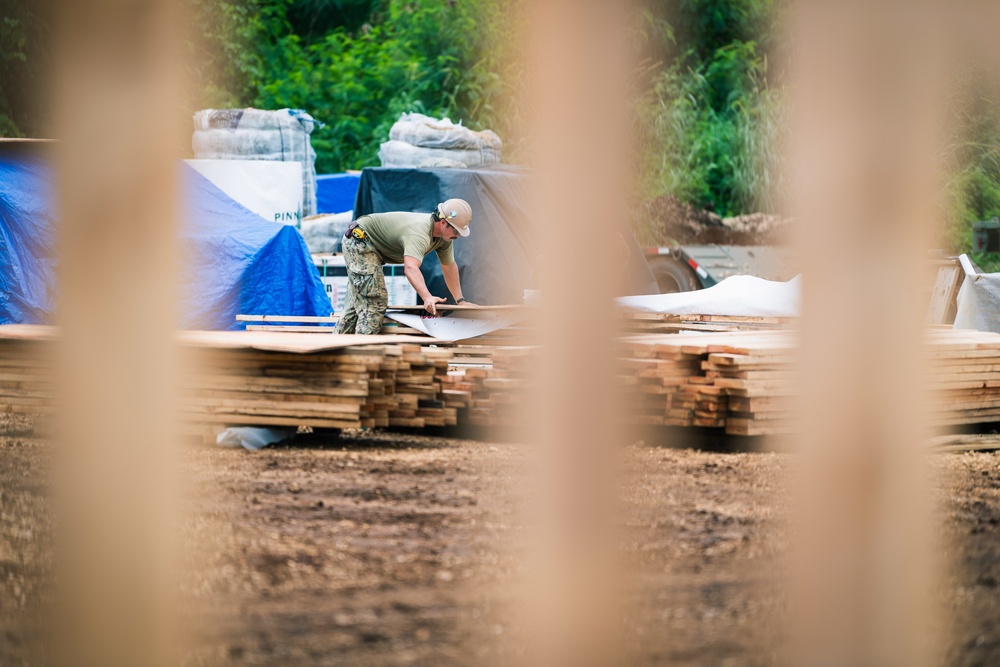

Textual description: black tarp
[354,166,658,305]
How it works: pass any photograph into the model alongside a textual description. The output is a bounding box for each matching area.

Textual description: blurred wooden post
[51,1,183,666]
[524,0,633,665]
[790,1,945,665]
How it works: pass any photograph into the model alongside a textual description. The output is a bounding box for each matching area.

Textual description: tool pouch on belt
[345,222,366,240]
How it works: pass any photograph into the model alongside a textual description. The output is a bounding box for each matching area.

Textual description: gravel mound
[637,195,792,246]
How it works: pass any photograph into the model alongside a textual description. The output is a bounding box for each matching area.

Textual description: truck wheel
[648,257,700,294]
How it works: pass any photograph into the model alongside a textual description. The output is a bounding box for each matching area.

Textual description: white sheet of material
[953,254,1000,334]
[616,274,802,317]
[386,309,528,341]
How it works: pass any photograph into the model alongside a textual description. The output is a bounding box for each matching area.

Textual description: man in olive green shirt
[336,198,476,335]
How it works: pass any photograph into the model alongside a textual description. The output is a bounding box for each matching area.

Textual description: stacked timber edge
[5,325,1000,438]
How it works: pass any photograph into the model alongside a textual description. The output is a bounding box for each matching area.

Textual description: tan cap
[437,198,472,237]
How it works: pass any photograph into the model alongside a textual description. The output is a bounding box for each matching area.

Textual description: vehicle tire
[648,256,700,294]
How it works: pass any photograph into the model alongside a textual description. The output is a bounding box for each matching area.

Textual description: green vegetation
[634,0,785,218]
[5,0,1000,259]
[0,0,50,138]
[186,0,525,175]
[944,76,1000,270]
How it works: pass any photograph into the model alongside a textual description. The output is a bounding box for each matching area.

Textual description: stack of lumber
[438,345,535,427]
[377,344,458,428]
[619,312,795,335]
[618,330,800,435]
[0,326,55,415]
[617,338,708,427]
[469,347,533,427]
[185,344,385,429]
[927,328,1000,427]
[186,340,462,430]
[14,324,1000,438]
[700,341,799,436]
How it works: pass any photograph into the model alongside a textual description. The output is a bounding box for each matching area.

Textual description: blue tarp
[180,163,333,329]
[316,172,361,214]
[0,143,57,325]
[0,143,332,329]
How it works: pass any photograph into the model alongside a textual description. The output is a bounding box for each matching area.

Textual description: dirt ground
[2,418,999,666]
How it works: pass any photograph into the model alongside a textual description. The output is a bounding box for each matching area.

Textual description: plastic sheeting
[616,274,802,317]
[316,172,361,214]
[354,166,658,305]
[953,255,1000,334]
[179,163,333,330]
[192,108,321,216]
[216,426,296,450]
[385,309,530,341]
[0,141,331,330]
[0,142,57,324]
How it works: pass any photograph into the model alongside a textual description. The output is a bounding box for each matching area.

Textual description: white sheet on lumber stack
[616,274,801,318]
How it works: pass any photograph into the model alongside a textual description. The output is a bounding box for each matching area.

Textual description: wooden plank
[925,262,963,325]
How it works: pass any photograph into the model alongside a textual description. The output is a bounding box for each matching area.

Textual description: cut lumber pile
[925,328,1000,427]
[439,345,535,427]
[617,330,798,433]
[184,340,460,430]
[12,324,1000,438]
[619,312,795,335]
[0,327,55,415]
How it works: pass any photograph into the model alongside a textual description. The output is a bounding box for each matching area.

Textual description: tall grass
[940,73,1000,269]
[636,39,784,219]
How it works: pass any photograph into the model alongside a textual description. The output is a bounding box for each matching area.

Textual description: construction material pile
[378,113,502,168]
[192,108,321,216]
[618,330,798,435]
[6,325,1000,438]
[182,336,458,430]
[634,194,792,246]
[438,346,533,427]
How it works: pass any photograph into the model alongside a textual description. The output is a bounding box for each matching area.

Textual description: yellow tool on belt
[351,227,365,240]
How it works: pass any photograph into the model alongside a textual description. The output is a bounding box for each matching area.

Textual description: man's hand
[423,296,447,316]
[457,300,480,307]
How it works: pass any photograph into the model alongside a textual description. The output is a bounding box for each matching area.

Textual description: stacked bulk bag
[378,113,502,168]
[192,108,322,217]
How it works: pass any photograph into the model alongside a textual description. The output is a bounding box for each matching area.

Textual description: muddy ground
[2,420,999,666]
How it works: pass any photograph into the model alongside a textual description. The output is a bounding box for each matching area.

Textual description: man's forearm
[441,262,463,301]
[404,264,433,302]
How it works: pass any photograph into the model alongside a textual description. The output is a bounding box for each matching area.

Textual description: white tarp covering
[185,159,303,225]
[953,254,1000,333]
[385,309,528,341]
[616,274,802,317]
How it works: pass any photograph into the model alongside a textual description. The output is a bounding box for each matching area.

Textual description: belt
[345,222,365,240]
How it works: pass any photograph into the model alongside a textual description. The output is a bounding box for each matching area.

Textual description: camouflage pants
[337,234,388,335]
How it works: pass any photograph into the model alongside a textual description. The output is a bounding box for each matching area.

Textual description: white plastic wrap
[300,211,353,253]
[378,139,501,168]
[953,272,1000,334]
[616,274,802,318]
[385,309,529,341]
[389,112,502,151]
[192,108,320,217]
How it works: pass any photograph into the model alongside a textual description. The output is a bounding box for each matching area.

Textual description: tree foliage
[8,0,1000,261]
[634,0,785,218]
[0,0,52,138]
[186,0,525,174]
[942,74,1000,270]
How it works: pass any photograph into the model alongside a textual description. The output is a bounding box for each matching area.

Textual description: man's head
[433,198,472,238]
